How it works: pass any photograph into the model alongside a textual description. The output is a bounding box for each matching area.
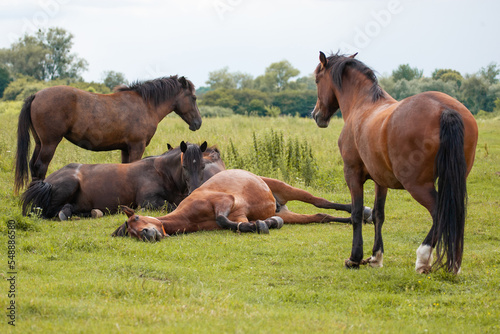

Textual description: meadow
[0,101,499,333]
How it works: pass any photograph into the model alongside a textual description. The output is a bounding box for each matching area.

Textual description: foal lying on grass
[112,169,372,241]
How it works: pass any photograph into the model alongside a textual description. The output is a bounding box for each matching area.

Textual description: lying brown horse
[14,75,202,194]
[21,142,221,220]
[112,169,369,240]
[312,52,478,274]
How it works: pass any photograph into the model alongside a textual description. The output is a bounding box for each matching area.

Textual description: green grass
[0,109,499,333]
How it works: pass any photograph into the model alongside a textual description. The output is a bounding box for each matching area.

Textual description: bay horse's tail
[15,94,36,194]
[433,109,467,274]
[21,181,53,218]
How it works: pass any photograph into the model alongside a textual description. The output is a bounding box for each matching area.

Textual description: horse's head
[111,206,166,242]
[174,76,202,131]
[181,141,207,194]
[312,51,341,128]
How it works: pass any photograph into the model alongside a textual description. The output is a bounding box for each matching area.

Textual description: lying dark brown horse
[312,52,478,274]
[21,142,221,220]
[112,169,369,240]
[14,76,202,194]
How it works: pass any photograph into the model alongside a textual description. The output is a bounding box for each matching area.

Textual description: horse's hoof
[361,251,383,267]
[416,265,432,274]
[267,216,284,229]
[91,209,103,218]
[255,220,270,234]
[344,259,360,269]
[58,211,68,221]
[363,207,373,224]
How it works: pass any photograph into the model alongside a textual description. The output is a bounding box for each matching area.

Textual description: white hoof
[415,244,433,273]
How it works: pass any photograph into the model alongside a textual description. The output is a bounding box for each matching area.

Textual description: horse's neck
[155,154,187,193]
[159,213,192,235]
[337,71,395,120]
[150,100,176,122]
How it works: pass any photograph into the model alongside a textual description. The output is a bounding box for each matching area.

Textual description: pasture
[0,102,499,333]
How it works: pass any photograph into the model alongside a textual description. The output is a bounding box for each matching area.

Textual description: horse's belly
[368,170,404,189]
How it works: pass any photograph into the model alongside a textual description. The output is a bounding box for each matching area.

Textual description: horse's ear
[200,141,207,152]
[179,76,188,88]
[167,143,173,151]
[180,141,187,153]
[121,205,135,218]
[349,52,358,59]
[319,51,328,69]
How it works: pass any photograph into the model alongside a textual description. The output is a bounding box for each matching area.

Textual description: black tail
[21,181,54,218]
[433,109,467,274]
[15,94,36,194]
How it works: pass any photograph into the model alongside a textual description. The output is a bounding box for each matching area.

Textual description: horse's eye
[135,215,139,221]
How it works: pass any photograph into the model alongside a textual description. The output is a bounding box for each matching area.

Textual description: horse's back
[386,91,477,184]
[200,169,267,193]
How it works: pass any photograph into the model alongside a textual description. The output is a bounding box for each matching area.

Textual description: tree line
[1,27,499,117]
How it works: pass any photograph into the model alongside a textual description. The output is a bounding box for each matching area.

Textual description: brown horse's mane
[116,75,194,107]
[320,52,385,102]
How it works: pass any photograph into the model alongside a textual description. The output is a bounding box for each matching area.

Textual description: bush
[199,105,234,117]
[224,129,318,186]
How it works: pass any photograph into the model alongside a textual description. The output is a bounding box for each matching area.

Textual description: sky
[0,0,499,88]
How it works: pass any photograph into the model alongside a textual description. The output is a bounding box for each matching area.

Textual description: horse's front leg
[122,142,146,163]
[361,183,387,268]
[345,170,365,268]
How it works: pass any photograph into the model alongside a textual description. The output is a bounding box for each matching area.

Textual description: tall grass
[225,129,317,185]
[0,109,499,333]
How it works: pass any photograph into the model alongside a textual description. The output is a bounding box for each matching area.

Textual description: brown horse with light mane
[312,52,478,274]
[15,76,201,194]
[112,169,371,240]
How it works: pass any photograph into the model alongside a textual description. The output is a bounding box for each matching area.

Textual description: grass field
[0,102,499,333]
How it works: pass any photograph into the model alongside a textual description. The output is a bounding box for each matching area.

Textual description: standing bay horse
[21,142,220,220]
[312,52,478,274]
[112,169,368,241]
[14,75,202,194]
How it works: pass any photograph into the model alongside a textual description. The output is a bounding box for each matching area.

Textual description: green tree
[271,90,317,117]
[233,72,254,89]
[199,89,239,110]
[0,35,47,80]
[392,64,423,81]
[460,74,490,114]
[432,68,463,87]
[206,67,236,90]
[479,63,500,84]
[255,60,300,92]
[0,27,88,81]
[102,71,127,90]
[0,66,12,98]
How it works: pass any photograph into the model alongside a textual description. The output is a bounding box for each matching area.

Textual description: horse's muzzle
[189,118,202,131]
[312,108,330,128]
[140,227,163,242]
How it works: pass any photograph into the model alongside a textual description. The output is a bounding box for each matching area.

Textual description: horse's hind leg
[405,183,438,274]
[361,184,387,268]
[58,204,74,221]
[29,133,41,181]
[33,142,60,181]
[261,176,372,221]
[276,206,351,224]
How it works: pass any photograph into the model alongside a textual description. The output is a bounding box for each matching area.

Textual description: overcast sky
[1,0,499,88]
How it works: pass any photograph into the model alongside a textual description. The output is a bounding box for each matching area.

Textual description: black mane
[116,75,194,107]
[322,52,384,102]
